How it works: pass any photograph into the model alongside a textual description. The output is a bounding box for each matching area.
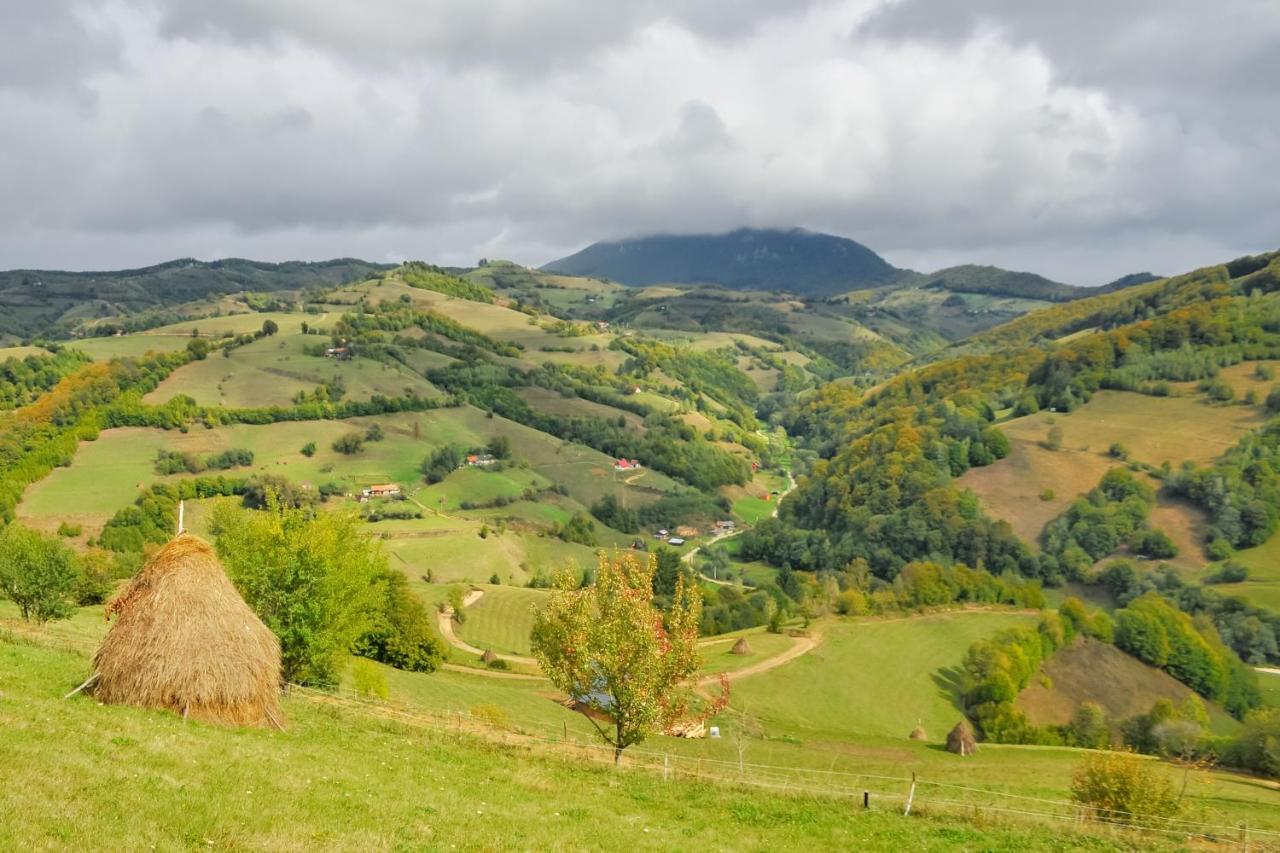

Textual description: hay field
[1218,532,1280,611]
[728,611,1036,740]
[455,586,550,656]
[1001,390,1265,468]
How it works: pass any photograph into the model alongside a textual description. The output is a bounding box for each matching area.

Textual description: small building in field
[715,520,736,532]
[666,537,686,546]
[360,483,401,501]
[324,346,352,360]
[466,453,497,467]
[613,458,641,471]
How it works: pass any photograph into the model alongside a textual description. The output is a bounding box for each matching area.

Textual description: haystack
[946,720,977,756]
[86,534,283,728]
[480,649,498,664]
[909,725,927,741]
[730,637,752,656]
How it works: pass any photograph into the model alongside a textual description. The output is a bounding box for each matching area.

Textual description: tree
[1045,425,1064,451]
[354,569,444,673]
[0,524,80,622]
[531,552,727,762]
[212,497,386,687]
[421,445,464,483]
[300,441,317,457]
[332,432,365,455]
[1070,751,1181,826]
[486,435,511,459]
[261,319,279,336]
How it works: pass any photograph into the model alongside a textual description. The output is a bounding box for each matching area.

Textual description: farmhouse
[360,483,401,500]
[613,458,641,471]
[466,453,497,467]
[324,346,352,360]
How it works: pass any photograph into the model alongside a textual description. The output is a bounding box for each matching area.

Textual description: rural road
[697,632,818,687]
[687,469,797,585]
[1257,666,1280,676]
[436,588,540,667]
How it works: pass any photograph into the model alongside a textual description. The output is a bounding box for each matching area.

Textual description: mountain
[541,228,902,296]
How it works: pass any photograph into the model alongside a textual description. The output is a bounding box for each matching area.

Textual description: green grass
[730,611,1035,740]
[1260,670,1280,708]
[5,639,1137,852]
[697,630,794,675]
[455,586,549,656]
[1219,531,1280,611]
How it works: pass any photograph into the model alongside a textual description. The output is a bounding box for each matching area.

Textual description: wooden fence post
[903,772,917,816]
[863,791,869,810]
[663,753,669,781]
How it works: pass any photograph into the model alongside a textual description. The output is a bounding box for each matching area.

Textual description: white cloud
[0,0,1274,284]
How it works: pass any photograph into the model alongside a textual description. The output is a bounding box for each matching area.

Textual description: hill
[918,264,1082,302]
[0,257,389,341]
[1016,637,1239,734]
[542,228,903,295]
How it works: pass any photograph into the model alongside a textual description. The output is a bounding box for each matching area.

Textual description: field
[1016,637,1239,734]
[7,639,1100,852]
[454,586,549,656]
[728,611,1036,740]
[144,331,440,408]
[1217,531,1280,611]
[961,387,1262,558]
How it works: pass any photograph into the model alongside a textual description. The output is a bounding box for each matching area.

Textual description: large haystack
[946,720,977,756]
[909,725,927,741]
[88,534,283,728]
[730,637,752,656]
[480,649,498,664]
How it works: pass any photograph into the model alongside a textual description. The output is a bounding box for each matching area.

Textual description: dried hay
[88,534,283,728]
[730,637,752,655]
[909,725,927,741]
[946,719,977,756]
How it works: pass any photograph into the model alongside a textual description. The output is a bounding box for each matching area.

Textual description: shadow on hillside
[932,665,966,713]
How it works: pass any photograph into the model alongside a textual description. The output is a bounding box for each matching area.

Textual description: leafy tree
[261,319,279,336]
[486,435,511,459]
[212,497,387,687]
[0,524,80,622]
[421,445,464,483]
[364,423,385,442]
[301,441,317,457]
[354,569,444,673]
[531,552,727,762]
[332,432,365,455]
[1045,425,1064,451]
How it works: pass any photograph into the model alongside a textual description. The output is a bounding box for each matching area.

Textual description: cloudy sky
[2,1,1277,284]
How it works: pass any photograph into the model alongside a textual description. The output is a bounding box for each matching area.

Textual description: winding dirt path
[436,588,540,667]
[697,631,818,687]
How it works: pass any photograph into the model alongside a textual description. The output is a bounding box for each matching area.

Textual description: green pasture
[455,586,550,657]
[729,611,1036,741]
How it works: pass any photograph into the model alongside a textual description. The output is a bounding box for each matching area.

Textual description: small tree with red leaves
[532,551,727,763]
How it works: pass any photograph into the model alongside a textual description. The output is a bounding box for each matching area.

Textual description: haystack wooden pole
[177,500,185,535]
[903,772,917,816]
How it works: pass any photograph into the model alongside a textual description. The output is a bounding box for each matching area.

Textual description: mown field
[728,611,1036,740]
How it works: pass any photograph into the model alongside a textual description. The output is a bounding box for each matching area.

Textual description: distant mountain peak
[541,227,901,296]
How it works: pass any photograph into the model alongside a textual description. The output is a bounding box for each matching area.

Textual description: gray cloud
[0,0,1275,284]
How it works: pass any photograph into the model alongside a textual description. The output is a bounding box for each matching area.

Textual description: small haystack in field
[909,725,927,741]
[480,650,498,664]
[730,637,752,656]
[86,534,283,728]
[946,720,977,756]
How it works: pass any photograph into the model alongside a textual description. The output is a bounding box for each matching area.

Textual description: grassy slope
[454,586,549,656]
[729,611,1035,740]
[5,640,1113,853]
[1016,637,1239,735]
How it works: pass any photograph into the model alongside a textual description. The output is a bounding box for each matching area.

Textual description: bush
[351,658,389,700]
[332,432,365,455]
[834,588,866,616]
[1108,442,1130,460]
[1255,363,1276,381]
[1070,751,1181,826]
[1206,561,1248,584]
[301,441,317,457]
[1045,425,1064,451]
[1039,489,1055,502]
[56,521,82,538]
[0,524,80,622]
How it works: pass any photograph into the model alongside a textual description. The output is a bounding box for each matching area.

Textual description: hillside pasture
[1001,390,1265,468]
[1218,531,1280,611]
[385,527,602,586]
[144,333,440,408]
[728,611,1036,740]
[1015,637,1238,735]
[454,586,549,657]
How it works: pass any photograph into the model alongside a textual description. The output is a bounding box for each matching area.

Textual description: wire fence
[292,684,1279,850]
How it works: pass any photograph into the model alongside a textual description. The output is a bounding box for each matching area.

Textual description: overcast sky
[2,1,1277,284]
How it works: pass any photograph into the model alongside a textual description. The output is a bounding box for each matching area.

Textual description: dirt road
[436,588,540,667]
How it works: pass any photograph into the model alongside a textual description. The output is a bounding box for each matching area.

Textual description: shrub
[351,658,389,700]
[1108,442,1130,460]
[332,432,365,455]
[1255,364,1276,381]
[486,658,510,671]
[1205,561,1248,584]
[1070,751,1181,826]
[56,521,82,538]
[301,441,317,457]
[834,588,867,616]
[1039,488,1055,502]
[1045,425,1064,451]
[0,524,80,623]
